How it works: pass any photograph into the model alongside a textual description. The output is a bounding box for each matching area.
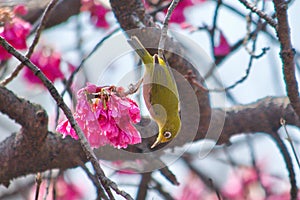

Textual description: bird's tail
[127,36,153,64]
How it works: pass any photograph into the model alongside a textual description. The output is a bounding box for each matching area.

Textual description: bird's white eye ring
[163,131,172,139]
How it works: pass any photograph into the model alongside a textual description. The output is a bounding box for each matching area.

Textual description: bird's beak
[151,138,161,149]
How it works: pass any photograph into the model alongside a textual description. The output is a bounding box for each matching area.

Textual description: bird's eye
[163,131,172,139]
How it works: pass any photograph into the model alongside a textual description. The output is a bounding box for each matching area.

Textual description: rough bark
[0,85,298,185]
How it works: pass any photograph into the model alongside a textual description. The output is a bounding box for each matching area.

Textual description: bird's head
[151,115,181,148]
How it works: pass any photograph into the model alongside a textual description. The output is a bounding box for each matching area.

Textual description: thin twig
[211,0,223,58]
[273,0,300,119]
[220,0,277,41]
[43,170,52,200]
[147,158,179,186]
[35,173,42,200]
[0,0,59,86]
[246,135,270,196]
[280,118,300,169]
[204,20,267,80]
[210,44,269,92]
[243,0,268,57]
[80,163,109,200]
[55,15,86,128]
[0,36,133,200]
[159,166,179,186]
[217,49,269,92]
[136,172,152,200]
[208,178,222,200]
[238,0,277,28]
[243,13,255,55]
[269,131,297,200]
[148,2,171,16]
[182,154,221,193]
[61,28,120,97]
[206,2,270,92]
[158,0,180,58]
[151,178,174,200]
[185,70,208,93]
[49,170,63,200]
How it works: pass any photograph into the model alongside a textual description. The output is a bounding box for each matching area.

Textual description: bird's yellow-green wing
[151,55,179,103]
[148,55,180,117]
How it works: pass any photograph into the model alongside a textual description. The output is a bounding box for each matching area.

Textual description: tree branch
[217,96,299,144]
[238,0,277,27]
[136,172,152,200]
[23,0,81,28]
[0,95,299,184]
[0,86,48,138]
[273,0,300,119]
[0,131,85,187]
[269,131,298,200]
[0,1,299,196]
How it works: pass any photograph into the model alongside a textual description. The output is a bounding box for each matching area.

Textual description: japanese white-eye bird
[128,36,181,148]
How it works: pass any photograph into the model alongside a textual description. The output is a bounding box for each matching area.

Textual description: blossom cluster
[57,83,141,149]
[23,47,65,85]
[81,0,110,28]
[0,5,31,61]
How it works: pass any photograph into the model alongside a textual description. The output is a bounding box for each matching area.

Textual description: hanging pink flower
[0,6,31,60]
[56,83,141,149]
[214,31,231,57]
[23,47,64,85]
[81,0,110,28]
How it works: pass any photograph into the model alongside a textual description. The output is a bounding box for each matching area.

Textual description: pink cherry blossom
[23,47,64,85]
[81,0,109,28]
[13,4,28,16]
[167,0,193,23]
[177,173,205,200]
[177,172,220,200]
[214,31,231,57]
[0,7,31,60]
[221,167,260,199]
[56,119,78,139]
[56,83,141,149]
